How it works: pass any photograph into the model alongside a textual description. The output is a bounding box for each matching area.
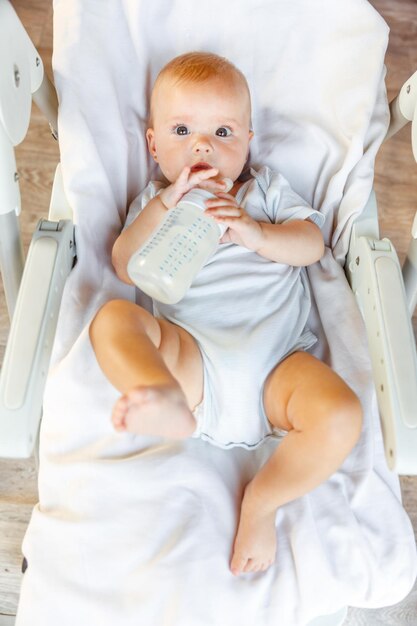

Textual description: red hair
[149,51,251,125]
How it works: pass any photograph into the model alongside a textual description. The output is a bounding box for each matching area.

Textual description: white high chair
[1,0,416,475]
[2,2,417,626]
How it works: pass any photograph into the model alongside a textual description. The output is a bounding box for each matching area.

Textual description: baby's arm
[112,166,228,284]
[112,195,168,284]
[255,219,324,266]
[205,192,324,266]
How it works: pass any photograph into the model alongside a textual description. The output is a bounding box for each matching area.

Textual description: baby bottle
[127,180,233,304]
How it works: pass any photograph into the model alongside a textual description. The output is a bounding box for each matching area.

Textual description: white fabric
[16,1,417,625]
[131,167,324,449]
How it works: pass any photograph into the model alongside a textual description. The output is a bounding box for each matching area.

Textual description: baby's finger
[199,179,230,192]
[209,215,242,231]
[212,191,237,201]
[177,166,191,184]
[189,167,219,184]
[205,196,239,209]
[204,205,242,217]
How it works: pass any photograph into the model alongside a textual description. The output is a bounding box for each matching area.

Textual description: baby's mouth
[190,162,213,173]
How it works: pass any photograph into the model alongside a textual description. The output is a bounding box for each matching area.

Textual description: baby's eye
[215,127,232,137]
[174,125,189,136]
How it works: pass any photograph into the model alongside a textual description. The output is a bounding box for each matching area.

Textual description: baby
[89,52,363,576]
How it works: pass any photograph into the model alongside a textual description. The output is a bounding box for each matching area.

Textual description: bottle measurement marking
[138,210,212,277]
[128,188,224,302]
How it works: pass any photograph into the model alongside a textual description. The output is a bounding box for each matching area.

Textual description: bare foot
[230,487,277,575]
[112,383,196,439]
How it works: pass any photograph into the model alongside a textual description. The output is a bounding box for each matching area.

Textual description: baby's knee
[90,299,161,349]
[326,390,363,449]
[89,299,134,342]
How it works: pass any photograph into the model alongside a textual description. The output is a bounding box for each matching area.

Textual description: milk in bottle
[127,182,232,304]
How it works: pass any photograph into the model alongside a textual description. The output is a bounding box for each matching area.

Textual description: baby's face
[146,78,253,183]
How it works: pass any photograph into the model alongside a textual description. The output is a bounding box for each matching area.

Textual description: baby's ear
[146,128,158,161]
[246,131,254,161]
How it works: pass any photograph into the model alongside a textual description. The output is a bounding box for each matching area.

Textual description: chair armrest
[0,219,75,458]
[385,68,417,161]
[346,194,417,474]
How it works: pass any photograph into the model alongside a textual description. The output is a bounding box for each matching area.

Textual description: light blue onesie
[125,166,325,449]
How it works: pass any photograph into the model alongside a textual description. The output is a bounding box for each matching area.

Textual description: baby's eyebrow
[167,117,191,123]
[166,116,239,126]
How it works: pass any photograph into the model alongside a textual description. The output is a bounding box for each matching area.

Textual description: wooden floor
[0,1,416,623]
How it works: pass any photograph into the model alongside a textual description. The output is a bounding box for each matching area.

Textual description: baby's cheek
[160,161,183,184]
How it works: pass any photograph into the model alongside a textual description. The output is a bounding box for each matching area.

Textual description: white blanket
[16,1,417,625]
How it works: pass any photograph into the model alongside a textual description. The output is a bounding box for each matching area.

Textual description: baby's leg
[231,352,362,575]
[89,299,204,438]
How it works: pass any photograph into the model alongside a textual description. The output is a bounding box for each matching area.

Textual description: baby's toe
[114,394,129,412]
[243,558,257,573]
[112,396,129,430]
[230,554,248,576]
[251,562,263,573]
[112,414,127,431]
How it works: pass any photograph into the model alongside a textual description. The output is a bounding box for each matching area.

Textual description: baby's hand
[204,193,264,250]
[159,166,230,209]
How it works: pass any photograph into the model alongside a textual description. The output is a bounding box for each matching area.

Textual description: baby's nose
[192,136,213,154]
